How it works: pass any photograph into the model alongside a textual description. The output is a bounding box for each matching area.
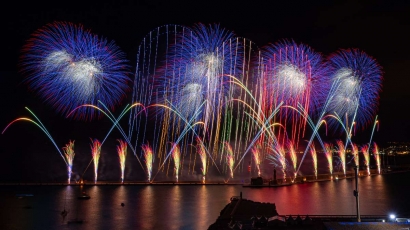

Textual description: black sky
[0,0,409,181]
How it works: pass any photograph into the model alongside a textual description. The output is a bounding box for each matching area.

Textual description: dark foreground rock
[208,193,410,230]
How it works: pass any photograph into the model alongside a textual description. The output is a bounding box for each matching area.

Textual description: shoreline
[1,169,409,186]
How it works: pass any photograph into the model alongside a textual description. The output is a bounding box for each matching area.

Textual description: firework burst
[260,40,330,142]
[327,49,383,130]
[117,140,127,183]
[153,23,243,128]
[63,140,75,184]
[20,21,130,120]
[90,139,101,183]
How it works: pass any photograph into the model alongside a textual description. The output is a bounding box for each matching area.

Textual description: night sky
[0,0,409,181]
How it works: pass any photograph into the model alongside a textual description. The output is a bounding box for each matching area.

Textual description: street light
[353,164,361,222]
[389,214,396,222]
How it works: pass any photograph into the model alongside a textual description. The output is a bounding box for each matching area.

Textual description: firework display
[373,143,381,174]
[251,145,261,177]
[288,142,298,180]
[327,49,382,130]
[171,143,181,182]
[324,143,334,176]
[336,140,346,176]
[225,142,235,179]
[63,140,75,184]
[3,22,386,183]
[117,140,127,183]
[310,144,318,179]
[20,21,130,120]
[91,139,102,183]
[142,143,154,182]
[352,143,359,167]
[361,145,370,175]
[197,139,208,183]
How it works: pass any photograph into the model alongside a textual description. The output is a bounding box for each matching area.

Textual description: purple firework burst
[20,21,131,120]
[261,39,330,119]
[327,49,383,130]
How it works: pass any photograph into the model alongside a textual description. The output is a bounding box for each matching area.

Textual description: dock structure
[208,192,410,230]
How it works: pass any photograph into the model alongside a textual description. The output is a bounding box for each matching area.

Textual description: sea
[1,171,410,230]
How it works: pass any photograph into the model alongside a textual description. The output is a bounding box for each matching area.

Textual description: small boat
[77,192,90,200]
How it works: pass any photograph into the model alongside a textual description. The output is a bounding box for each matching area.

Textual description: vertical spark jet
[197,140,208,183]
[63,140,75,184]
[361,145,370,176]
[352,143,359,168]
[224,142,235,179]
[171,143,181,182]
[251,146,261,177]
[276,144,287,182]
[324,143,334,177]
[90,139,101,183]
[310,144,318,179]
[373,143,381,174]
[288,142,298,180]
[117,140,127,183]
[336,140,346,176]
[142,144,154,182]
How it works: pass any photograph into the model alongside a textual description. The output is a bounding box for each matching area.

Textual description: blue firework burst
[327,49,383,130]
[20,21,131,120]
[153,23,244,123]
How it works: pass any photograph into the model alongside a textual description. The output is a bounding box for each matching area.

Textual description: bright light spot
[275,64,307,99]
[329,67,361,116]
[44,50,73,69]
[390,214,396,220]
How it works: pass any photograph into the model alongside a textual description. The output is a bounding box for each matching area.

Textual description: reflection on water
[0,172,408,230]
[140,186,155,230]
